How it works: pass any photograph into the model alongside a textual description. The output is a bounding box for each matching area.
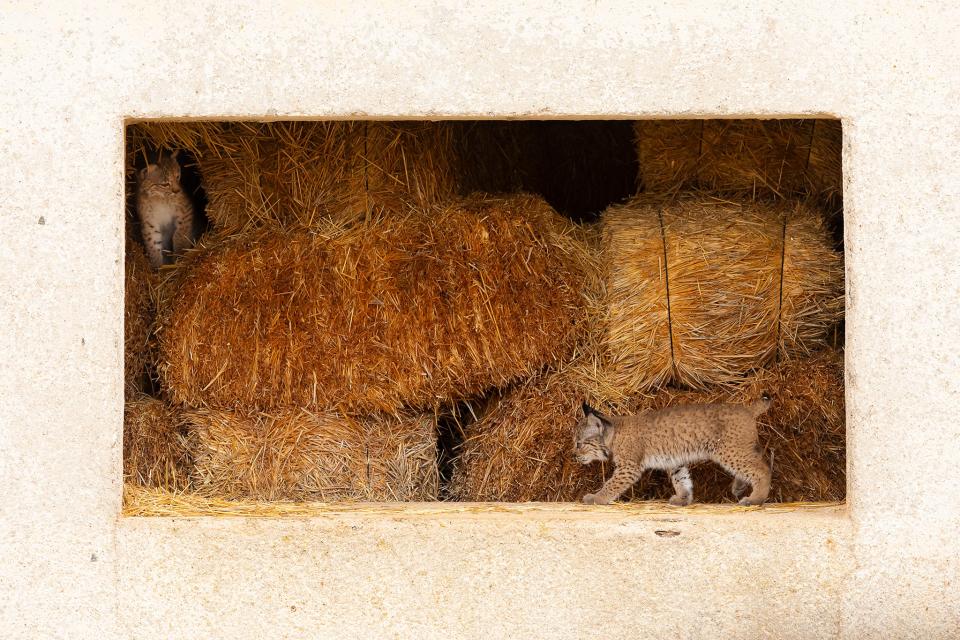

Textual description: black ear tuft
[582,402,594,416]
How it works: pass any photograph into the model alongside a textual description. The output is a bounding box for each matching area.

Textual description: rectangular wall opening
[123,119,844,515]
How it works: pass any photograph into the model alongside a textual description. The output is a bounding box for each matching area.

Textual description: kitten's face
[138,152,181,192]
[573,412,610,465]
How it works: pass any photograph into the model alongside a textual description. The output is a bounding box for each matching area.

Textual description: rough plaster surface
[1,1,959,638]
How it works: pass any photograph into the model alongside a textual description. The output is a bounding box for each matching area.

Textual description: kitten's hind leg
[716,448,771,506]
[583,463,642,505]
[668,466,693,506]
[738,453,771,506]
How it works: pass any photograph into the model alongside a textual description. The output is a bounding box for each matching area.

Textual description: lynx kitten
[136,150,196,268]
[574,397,773,506]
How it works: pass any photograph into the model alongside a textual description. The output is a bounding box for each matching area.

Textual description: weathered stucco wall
[1,1,959,638]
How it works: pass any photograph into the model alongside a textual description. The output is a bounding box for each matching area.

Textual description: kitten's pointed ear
[137,167,147,180]
[583,413,609,438]
[582,402,593,416]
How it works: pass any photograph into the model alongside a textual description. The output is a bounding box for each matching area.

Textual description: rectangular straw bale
[601,194,843,394]
[157,193,596,413]
[450,348,844,503]
[186,408,438,501]
[635,119,819,197]
[124,395,192,491]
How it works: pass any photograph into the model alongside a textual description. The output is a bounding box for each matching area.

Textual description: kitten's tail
[748,393,773,418]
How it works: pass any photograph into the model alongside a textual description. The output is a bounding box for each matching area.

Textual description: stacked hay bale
[123,118,844,507]
[452,120,845,504]
[601,195,844,395]
[136,130,595,503]
[634,119,841,200]
[156,194,593,414]
[186,409,438,501]
[123,120,485,501]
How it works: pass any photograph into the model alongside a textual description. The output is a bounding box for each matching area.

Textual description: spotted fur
[573,396,772,506]
[136,150,196,268]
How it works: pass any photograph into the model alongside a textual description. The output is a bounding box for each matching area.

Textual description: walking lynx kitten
[136,150,196,268]
[574,397,773,506]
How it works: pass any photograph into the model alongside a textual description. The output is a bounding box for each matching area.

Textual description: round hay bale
[601,194,843,393]
[129,121,460,231]
[157,194,595,413]
[450,348,844,503]
[635,119,818,197]
[124,234,155,397]
[124,395,192,491]
[186,408,439,501]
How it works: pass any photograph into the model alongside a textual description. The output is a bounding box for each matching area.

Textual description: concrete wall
[2,1,959,638]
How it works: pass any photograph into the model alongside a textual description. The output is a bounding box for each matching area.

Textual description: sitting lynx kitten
[574,397,772,506]
[136,149,196,268]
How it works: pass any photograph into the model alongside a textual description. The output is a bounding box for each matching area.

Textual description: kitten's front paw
[738,497,765,507]
[668,495,691,507]
[582,493,597,505]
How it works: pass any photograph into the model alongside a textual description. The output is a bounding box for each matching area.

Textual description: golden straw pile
[156,193,593,414]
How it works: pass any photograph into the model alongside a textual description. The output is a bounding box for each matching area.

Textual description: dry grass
[122,482,841,517]
[600,194,843,394]
[447,364,604,502]
[127,121,459,232]
[805,119,843,207]
[124,395,192,491]
[186,408,438,502]
[156,193,595,413]
[635,119,834,198]
[634,120,703,195]
[124,235,155,397]
[450,348,844,503]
